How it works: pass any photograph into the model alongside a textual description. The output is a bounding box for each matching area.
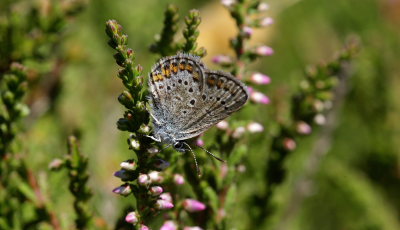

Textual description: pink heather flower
[283,138,296,151]
[237,164,246,173]
[173,174,185,185]
[48,158,64,170]
[120,160,137,171]
[140,225,150,230]
[160,192,173,203]
[125,212,138,224]
[150,186,163,196]
[220,163,229,178]
[129,138,140,150]
[260,17,274,27]
[243,26,253,36]
[250,72,271,85]
[156,199,174,210]
[255,45,274,56]
[296,121,312,135]
[160,220,177,230]
[250,91,270,104]
[247,86,254,94]
[258,2,269,11]
[212,55,233,65]
[184,227,204,230]
[148,171,163,183]
[314,114,326,125]
[232,126,246,138]
[112,184,131,196]
[196,138,204,147]
[138,174,150,185]
[246,122,264,133]
[216,120,229,130]
[183,199,206,212]
[221,0,236,7]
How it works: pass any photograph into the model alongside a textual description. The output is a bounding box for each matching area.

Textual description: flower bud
[212,55,233,65]
[140,224,150,230]
[150,186,163,196]
[255,45,274,56]
[196,138,204,147]
[232,126,246,138]
[258,2,269,11]
[161,220,177,230]
[125,212,138,224]
[160,193,173,203]
[128,135,140,150]
[216,120,229,130]
[243,26,253,37]
[155,199,174,210]
[314,114,326,125]
[183,199,206,212]
[250,91,270,104]
[173,174,185,185]
[296,121,312,135]
[184,227,204,230]
[250,72,271,85]
[260,17,274,27]
[246,122,264,133]
[138,174,150,185]
[221,0,236,7]
[148,171,163,183]
[120,160,137,171]
[283,138,296,151]
[48,158,64,170]
[147,147,159,156]
[112,184,132,196]
[118,90,134,107]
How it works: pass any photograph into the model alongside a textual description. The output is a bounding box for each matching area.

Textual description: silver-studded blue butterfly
[148,53,249,172]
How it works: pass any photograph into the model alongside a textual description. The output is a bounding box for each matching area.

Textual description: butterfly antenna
[197,145,226,163]
[183,142,201,177]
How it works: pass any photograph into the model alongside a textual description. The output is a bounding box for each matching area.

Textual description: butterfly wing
[174,70,249,140]
[148,53,207,129]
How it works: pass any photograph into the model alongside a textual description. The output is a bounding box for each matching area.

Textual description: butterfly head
[173,141,186,152]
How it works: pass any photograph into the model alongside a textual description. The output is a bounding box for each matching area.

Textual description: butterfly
[147,53,248,173]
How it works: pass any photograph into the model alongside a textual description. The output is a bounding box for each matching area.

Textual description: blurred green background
[14,0,400,229]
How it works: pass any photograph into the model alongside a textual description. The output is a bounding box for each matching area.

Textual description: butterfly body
[148,53,249,151]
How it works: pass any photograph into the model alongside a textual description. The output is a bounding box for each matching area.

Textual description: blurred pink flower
[173,174,185,185]
[148,171,163,183]
[232,126,246,138]
[260,17,274,27]
[296,121,312,135]
[160,220,177,230]
[183,199,206,212]
[243,26,254,36]
[283,138,296,151]
[150,186,163,196]
[258,2,269,11]
[216,120,229,130]
[184,227,204,230]
[138,174,150,185]
[255,45,274,56]
[160,193,173,203]
[250,91,270,104]
[196,138,204,147]
[140,225,150,230]
[221,0,236,7]
[247,122,264,133]
[250,72,271,85]
[212,55,233,65]
[156,199,174,210]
